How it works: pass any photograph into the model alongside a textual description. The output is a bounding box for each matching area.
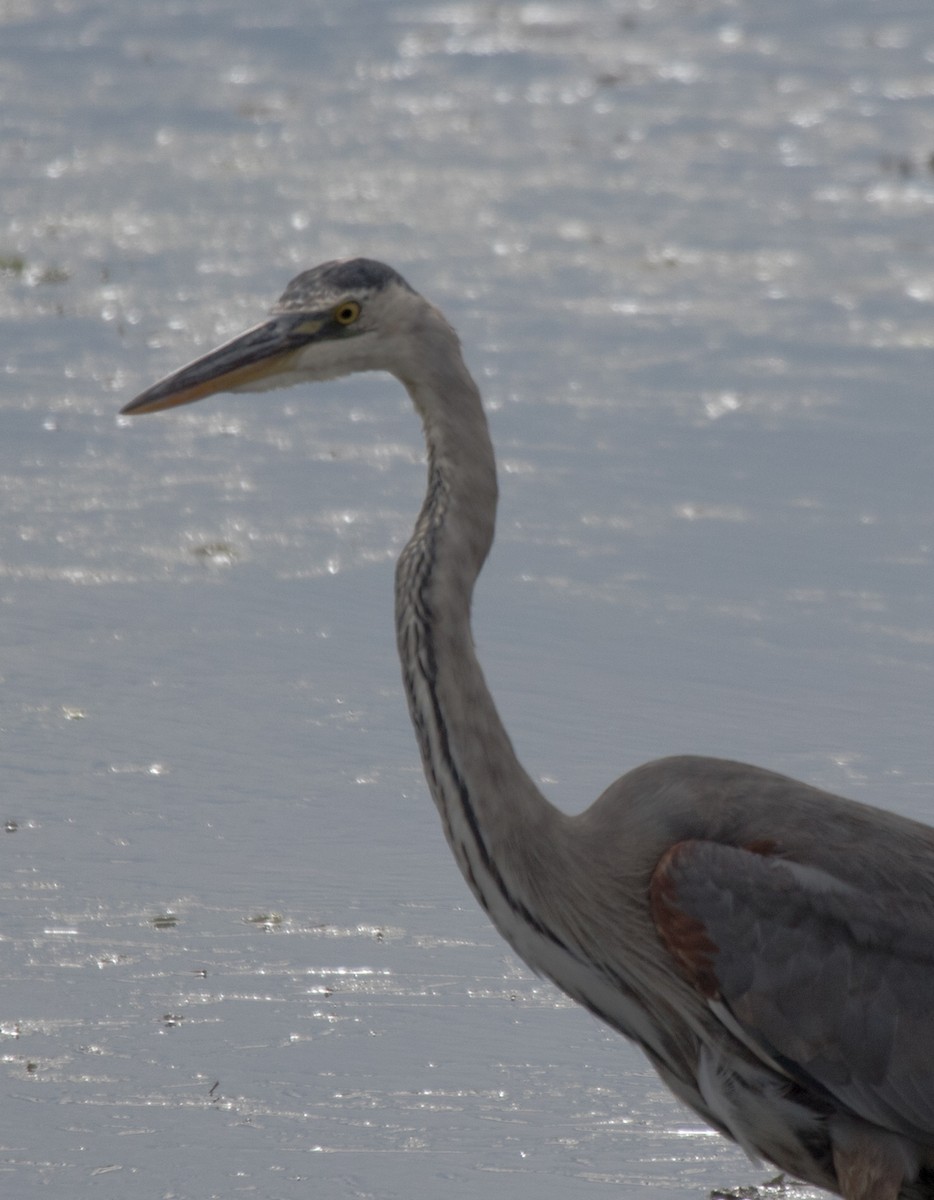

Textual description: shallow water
[2,1,933,1196]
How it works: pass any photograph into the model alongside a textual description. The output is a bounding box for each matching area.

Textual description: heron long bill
[121,315,323,415]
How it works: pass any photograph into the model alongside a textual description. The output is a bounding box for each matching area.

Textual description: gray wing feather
[666,841,934,1141]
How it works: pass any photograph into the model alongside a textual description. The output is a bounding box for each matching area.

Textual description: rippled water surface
[2,2,934,1197]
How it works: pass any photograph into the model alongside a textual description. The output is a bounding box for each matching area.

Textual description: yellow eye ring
[334,300,361,326]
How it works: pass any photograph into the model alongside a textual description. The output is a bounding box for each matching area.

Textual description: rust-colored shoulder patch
[744,837,780,857]
[649,841,721,999]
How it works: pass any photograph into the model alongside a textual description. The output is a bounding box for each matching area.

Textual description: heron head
[121,258,432,415]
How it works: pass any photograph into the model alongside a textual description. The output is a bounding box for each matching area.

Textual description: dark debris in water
[0,253,25,276]
[191,542,238,566]
[36,265,70,285]
[879,151,934,179]
[246,911,284,930]
[710,1174,808,1199]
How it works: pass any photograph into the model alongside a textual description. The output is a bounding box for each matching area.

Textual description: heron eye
[334,301,361,326]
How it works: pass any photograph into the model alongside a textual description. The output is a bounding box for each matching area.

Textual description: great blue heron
[122,258,934,1200]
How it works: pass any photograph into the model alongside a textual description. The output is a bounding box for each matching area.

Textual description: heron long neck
[394,336,569,960]
[390,323,700,1075]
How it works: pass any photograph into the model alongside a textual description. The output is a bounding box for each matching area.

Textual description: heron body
[123,258,934,1200]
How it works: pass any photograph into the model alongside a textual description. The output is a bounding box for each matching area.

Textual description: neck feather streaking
[393,357,573,965]
[391,350,686,1070]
